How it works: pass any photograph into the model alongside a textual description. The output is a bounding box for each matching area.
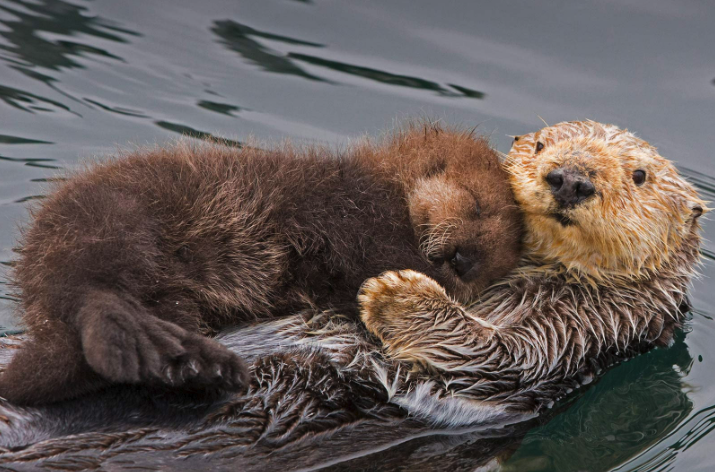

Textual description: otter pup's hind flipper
[0,290,249,405]
[0,320,105,405]
[78,289,249,393]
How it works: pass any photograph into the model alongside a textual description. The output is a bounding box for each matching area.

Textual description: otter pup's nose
[545,168,596,208]
[450,250,478,279]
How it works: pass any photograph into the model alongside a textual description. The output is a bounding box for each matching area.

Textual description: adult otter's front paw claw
[358,270,455,346]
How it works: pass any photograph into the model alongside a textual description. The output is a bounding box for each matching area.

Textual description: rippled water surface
[0,0,714,470]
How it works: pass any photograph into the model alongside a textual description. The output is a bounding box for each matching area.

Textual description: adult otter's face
[507,120,706,280]
[408,159,523,303]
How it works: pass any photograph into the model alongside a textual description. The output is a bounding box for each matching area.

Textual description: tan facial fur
[507,120,706,281]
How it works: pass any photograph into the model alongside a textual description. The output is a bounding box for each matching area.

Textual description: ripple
[0,155,60,169]
[212,19,327,82]
[0,0,139,72]
[701,248,715,262]
[0,83,74,114]
[13,195,45,203]
[505,330,694,471]
[83,98,147,118]
[197,100,244,117]
[289,53,485,99]
[614,406,715,471]
[0,134,51,145]
[680,166,715,201]
[154,120,243,148]
[0,0,139,119]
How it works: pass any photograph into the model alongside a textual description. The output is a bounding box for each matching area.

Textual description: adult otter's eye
[535,142,544,153]
[632,170,646,186]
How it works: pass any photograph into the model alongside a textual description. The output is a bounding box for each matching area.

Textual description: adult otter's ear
[690,202,709,221]
[692,206,704,219]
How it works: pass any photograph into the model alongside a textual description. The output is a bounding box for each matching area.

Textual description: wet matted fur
[0,123,523,405]
[359,120,706,409]
[0,122,703,470]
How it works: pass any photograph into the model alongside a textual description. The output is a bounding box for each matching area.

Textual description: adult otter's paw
[359,270,450,333]
[358,271,458,355]
[359,270,497,370]
[79,291,249,392]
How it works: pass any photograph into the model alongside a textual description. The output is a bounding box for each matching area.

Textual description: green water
[0,1,714,470]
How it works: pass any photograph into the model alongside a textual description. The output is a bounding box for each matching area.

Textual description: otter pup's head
[506,120,706,280]
[404,131,523,303]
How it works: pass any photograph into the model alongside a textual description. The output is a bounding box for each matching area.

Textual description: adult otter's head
[506,120,706,280]
[402,128,523,302]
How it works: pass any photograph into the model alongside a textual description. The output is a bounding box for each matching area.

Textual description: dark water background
[0,0,713,470]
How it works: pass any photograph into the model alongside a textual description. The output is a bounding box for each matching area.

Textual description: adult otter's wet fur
[0,121,704,471]
[359,120,706,408]
[0,124,523,405]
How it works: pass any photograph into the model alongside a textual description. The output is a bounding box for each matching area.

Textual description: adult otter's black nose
[545,168,596,208]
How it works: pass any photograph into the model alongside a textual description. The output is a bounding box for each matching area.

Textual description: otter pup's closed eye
[0,122,522,405]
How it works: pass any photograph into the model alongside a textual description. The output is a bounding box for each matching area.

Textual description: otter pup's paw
[79,292,249,392]
[358,270,457,345]
[164,329,250,391]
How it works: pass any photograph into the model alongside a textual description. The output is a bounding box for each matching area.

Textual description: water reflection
[0,0,139,117]
[0,84,73,114]
[680,167,715,201]
[0,0,138,74]
[154,120,243,147]
[289,53,485,99]
[0,155,59,169]
[211,19,327,82]
[502,329,694,471]
[0,135,50,145]
[212,19,486,100]
[82,98,146,118]
[197,100,244,117]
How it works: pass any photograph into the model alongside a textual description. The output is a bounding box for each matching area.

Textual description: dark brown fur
[1,124,522,405]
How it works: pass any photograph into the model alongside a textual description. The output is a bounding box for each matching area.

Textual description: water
[0,0,713,470]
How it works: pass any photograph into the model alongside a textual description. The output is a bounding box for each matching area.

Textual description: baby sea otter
[359,120,706,409]
[0,124,523,405]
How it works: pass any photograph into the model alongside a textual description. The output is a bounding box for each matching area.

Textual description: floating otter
[0,124,523,405]
[359,120,705,409]
[0,121,702,471]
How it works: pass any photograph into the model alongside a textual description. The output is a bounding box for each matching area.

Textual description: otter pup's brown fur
[1,124,523,405]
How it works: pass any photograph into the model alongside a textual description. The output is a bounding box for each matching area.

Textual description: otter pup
[0,124,523,405]
[358,120,705,410]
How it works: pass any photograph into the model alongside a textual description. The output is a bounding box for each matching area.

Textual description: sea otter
[0,121,702,471]
[358,120,706,409]
[0,124,523,405]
